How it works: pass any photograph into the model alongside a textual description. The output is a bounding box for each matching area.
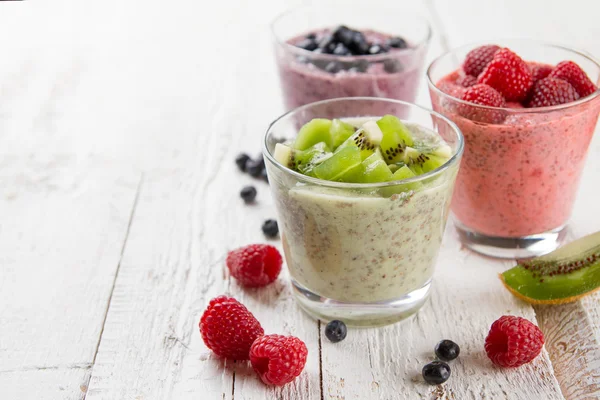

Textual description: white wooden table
[1,1,599,399]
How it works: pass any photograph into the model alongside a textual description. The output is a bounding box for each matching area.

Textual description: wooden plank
[533,129,600,400]
[83,0,321,398]
[0,368,91,400]
[317,1,562,398]
[0,158,140,399]
[84,164,322,399]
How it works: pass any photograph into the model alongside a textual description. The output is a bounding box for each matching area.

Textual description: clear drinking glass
[427,40,600,259]
[263,98,464,326]
[271,1,431,110]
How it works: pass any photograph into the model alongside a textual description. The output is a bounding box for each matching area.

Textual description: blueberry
[240,186,257,204]
[422,361,451,385]
[333,43,350,56]
[387,36,408,49]
[262,219,279,238]
[296,38,318,51]
[318,34,337,54]
[383,59,403,73]
[261,168,269,184]
[368,44,386,55]
[325,61,343,74]
[434,340,460,362]
[348,31,369,55]
[306,33,317,40]
[235,153,251,172]
[325,320,347,343]
[246,158,264,178]
[332,25,354,46]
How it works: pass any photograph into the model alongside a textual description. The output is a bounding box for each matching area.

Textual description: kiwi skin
[499,231,600,305]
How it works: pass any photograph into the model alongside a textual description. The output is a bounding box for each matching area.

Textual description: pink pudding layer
[275,30,427,112]
[431,70,600,238]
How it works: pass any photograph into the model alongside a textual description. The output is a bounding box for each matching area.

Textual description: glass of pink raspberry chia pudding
[271,2,431,111]
[427,40,600,258]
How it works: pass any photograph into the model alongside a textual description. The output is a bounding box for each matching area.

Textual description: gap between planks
[83,174,144,397]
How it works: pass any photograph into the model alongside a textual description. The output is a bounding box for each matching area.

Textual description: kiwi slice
[500,231,600,305]
[313,145,361,181]
[404,147,447,174]
[376,115,414,147]
[338,120,383,160]
[330,119,356,149]
[294,119,333,150]
[273,142,332,175]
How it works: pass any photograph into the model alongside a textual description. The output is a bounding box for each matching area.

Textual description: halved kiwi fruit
[500,231,600,304]
[273,142,332,175]
[294,119,333,150]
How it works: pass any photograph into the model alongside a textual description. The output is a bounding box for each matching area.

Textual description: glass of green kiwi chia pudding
[263,98,464,326]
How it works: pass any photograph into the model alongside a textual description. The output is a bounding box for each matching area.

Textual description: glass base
[291,279,431,327]
[455,221,568,259]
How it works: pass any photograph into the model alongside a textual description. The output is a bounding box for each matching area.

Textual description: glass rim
[262,97,464,189]
[270,2,432,61]
[427,39,600,113]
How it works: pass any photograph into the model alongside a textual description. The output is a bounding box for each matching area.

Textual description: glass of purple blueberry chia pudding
[263,98,464,326]
[271,2,431,111]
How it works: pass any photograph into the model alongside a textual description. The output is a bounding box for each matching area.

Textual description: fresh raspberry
[527,77,580,108]
[455,74,478,88]
[478,48,533,102]
[461,84,506,107]
[528,62,553,84]
[463,45,500,77]
[250,334,308,386]
[226,244,282,287]
[199,296,264,360]
[458,84,506,123]
[485,315,545,368]
[548,60,597,98]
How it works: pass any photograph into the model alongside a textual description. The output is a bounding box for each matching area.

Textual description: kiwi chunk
[376,115,414,147]
[404,147,447,174]
[294,119,333,150]
[330,119,356,149]
[338,121,383,160]
[500,231,600,304]
[273,142,331,175]
[379,165,421,197]
[432,144,452,159]
[313,145,361,181]
[359,150,393,183]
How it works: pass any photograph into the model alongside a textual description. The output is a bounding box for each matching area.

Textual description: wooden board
[0,0,599,399]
